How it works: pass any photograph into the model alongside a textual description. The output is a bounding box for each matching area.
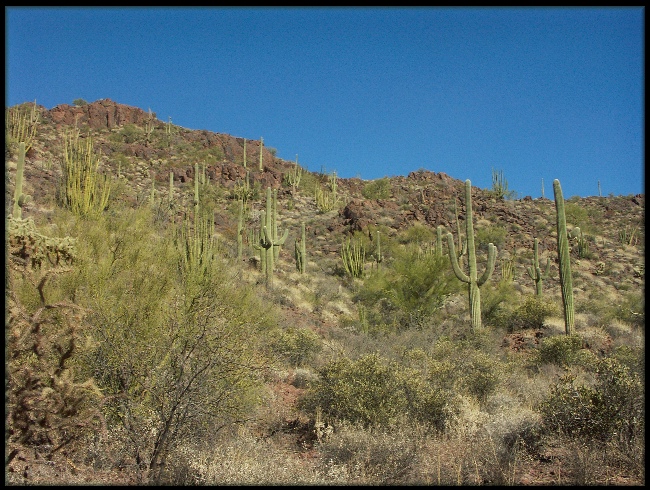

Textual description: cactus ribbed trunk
[259,187,288,287]
[526,238,550,296]
[553,179,575,335]
[12,142,26,219]
[447,179,496,330]
[295,222,306,273]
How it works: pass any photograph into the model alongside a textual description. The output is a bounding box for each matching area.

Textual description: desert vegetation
[5,99,644,485]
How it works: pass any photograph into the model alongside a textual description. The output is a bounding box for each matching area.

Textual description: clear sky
[6,6,644,198]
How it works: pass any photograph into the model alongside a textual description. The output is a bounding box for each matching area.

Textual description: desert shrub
[68,205,277,480]
[396,221,435,245]
[505,295,560,332]
[118,123,142,144]
[475,224,507,251]
[267,326,323,367]
[355,243,461,331]
[410,339,505,406]
[316,422,421,484]
[361,177,391,200]
[539,357,644,446]
[479,281,516,328]
[535,334,588,367]
[299,353,449,430]
[613,291,644,329]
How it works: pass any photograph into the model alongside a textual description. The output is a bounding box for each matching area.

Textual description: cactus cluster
[341,235,366,278]
[60,128,111,218]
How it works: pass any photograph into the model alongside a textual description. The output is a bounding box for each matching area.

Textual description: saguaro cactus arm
[447,233,470,283]
[477,244,497,286]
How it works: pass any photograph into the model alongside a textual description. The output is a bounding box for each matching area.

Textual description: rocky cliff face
[47,98,154,129]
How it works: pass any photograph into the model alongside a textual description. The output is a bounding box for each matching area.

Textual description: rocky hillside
[8,99,645,307]
[5,98,645,485]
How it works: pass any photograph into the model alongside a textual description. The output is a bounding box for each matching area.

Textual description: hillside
[5,99,645,485]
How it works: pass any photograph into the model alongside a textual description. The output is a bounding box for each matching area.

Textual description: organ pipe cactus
[553,179,575,335]
[341,235,366,278]
[447,179,496,330]
[526,238,551,296]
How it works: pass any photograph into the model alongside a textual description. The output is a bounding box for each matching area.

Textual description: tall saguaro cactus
[12,142,28,219]
[553,179,575,335]
[447,179,496,330]
[526,238,551,296]
[237,199,244,261]
[295,221,307,273]
[259,187,288,287]
[259,137,264,171]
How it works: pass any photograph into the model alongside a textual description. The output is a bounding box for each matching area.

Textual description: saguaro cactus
[295,221,307,273]
[553,179,575,335]
[243,138,247,168]
[435,225,445,257]
[526,238,551,296]
[259,137,264,171]
[373,230,383,269]
[12,142,29,219]
[447,179,496,330]
[237,199,244,261]
[259,187,288,286]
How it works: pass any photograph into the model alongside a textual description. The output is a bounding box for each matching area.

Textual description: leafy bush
[267,326,323,367]
[505,295,560,332]
[361,177,391,200]
[67,205,277,477]
[475,224,507,251]
[299,353,449,430]
[316,422,420,484]
[535,334,589,367]
[355,244,461,331]
[428,341,504,405]
[539,358,644,445]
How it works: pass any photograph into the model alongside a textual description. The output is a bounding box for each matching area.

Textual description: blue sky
[6,6,644,198]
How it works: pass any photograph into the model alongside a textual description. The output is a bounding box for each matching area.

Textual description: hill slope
[5,99,645,485]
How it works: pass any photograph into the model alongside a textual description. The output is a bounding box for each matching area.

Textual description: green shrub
[535,334,586,367]
[267,327,322,367]
[475,224,507,251]
[396,222,435,246]
[539,357,644,445]
[506,295,560,332]
[355,244,461,331]
[361,177,391,200]
[299,353,449,430]
[614,291,644,329]
[68,205,277,476]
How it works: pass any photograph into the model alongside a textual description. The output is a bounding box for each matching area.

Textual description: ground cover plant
[5,99,645,485]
